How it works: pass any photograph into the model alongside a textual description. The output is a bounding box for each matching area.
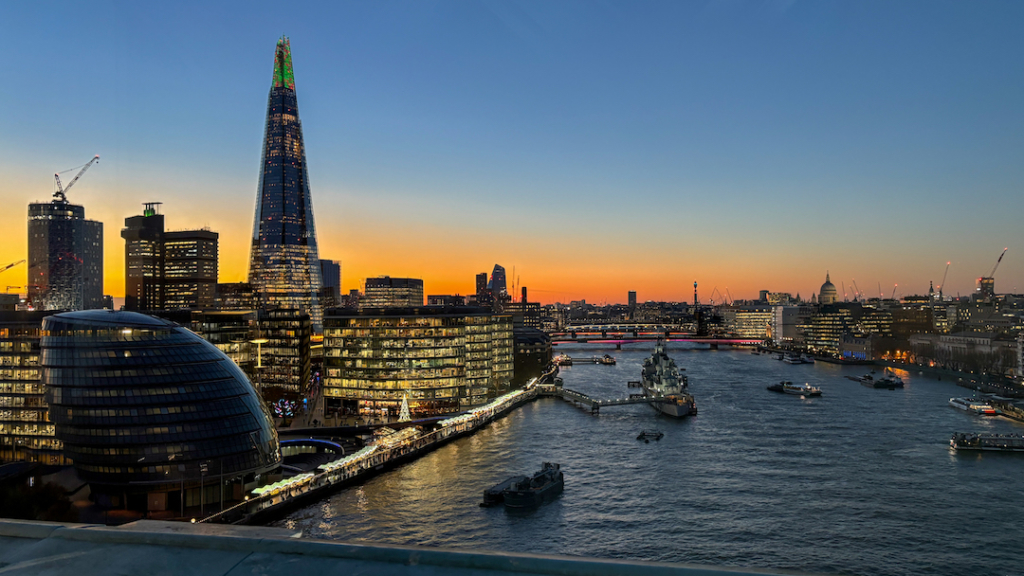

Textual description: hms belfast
[642,342,697,417]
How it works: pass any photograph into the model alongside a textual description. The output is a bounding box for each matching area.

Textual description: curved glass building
[41,310,280,511]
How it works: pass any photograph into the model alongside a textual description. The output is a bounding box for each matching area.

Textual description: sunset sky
[2,1,1023,305]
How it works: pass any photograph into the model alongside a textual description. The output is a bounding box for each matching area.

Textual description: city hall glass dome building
[41,310,280,511]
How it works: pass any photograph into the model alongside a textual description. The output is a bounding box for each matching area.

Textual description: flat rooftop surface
[0,519,816,576]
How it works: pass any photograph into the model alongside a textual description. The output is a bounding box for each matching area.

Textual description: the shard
[248,36,322,330]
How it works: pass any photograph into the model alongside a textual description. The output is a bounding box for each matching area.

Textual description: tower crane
[0,260,25,275]
[852,279,862,302]
[938,261,950,300]
[891,284,898,300]
[54,155,100,202]
[988,248,1008,278]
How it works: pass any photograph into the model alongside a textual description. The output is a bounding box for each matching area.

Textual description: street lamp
[250,338,269,394]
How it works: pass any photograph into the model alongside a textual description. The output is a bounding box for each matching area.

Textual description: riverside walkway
[539,384,673,414]
[200,385,539,525]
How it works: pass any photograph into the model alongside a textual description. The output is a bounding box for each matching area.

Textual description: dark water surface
[276,345,1024,576]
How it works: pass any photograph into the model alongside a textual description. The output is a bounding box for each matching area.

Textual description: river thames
[276,344,1024,576]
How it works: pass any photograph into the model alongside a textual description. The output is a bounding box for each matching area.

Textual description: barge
[950,432,1024,452]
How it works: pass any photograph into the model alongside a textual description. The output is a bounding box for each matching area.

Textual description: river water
[275,344,1024,576]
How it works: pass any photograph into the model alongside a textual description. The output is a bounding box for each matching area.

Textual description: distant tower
[819,272,838,305]
[693,281,698,306]
[248,36,323,331]
[487,265,507,295]
[28,198,103,311]
[122,202,165,310]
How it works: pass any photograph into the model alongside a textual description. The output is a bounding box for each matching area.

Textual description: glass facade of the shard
[249,37,322,331]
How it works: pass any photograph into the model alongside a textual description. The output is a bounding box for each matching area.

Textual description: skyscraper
[122,202,219,310]
[248,36,322,331]
[319,259,341,308]
[121,202,164,310]
[487,264,507,296]
[28,198,103,311]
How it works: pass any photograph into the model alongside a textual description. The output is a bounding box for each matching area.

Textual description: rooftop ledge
[0,519,818,576]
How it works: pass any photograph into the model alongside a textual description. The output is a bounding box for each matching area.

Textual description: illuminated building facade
[163,230,218,309]
[362,277,424,308]
[121,202,165,310]
[322,307,513,418]
[41,310,280,511]
[123,203,219,310]
[28,199,103,311]
[721,306,773,338]
[248,36,322,331]
[319,259,341,308]
[0,311,64,464]
[257,309,312,398]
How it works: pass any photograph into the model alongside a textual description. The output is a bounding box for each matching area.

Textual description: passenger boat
[641,342,697,417]
[801,354,815,364]
[553,354,573,366]
[502,463,564,508]
[783,354,803,365]
[950,432,1024,452]
[783,382,822,397]
[598,354,616,365]
[949,397,998,415]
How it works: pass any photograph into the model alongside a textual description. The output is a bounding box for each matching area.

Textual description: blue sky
[2,1,1022,302]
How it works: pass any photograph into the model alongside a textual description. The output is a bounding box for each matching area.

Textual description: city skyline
[3,1,1024,304]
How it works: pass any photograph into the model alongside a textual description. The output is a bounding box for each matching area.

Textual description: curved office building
[41,310,280,509]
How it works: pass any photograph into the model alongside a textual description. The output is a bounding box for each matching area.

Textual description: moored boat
[641,342,697,417]
[783,382,822,397]
[783,354,803,365]
[950,432,1024,452]
[599,354,616,365]
[502,463,564,508]
[949,397,998,415]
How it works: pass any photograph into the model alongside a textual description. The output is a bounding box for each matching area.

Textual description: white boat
[949,397,997,415]
[783,382,822,397]
[801,354,815,364]
[783,354,803,365]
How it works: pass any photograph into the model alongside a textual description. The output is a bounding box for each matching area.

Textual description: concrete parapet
[0,519,819,576]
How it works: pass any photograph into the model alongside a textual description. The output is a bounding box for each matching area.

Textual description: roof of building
[48,310,176,328]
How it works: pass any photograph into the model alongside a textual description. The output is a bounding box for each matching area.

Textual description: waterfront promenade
[201,385,540,525]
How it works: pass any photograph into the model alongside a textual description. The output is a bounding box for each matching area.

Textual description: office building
[248,37,323,331]
[215,283,256,311]
[121,202,165,310]
[122,203,219,310]
[319,260,341,308]
[475,273,488,296]
[487,265,507,296]
[41,310,280,511]
[721,306,773,338]
[163,230,218,309]
[362,277,424,308]
[27,198,103,311]
[322,307,514,418]
[427,295,466,306]
[0,311,64,464]
[256,309,312,399]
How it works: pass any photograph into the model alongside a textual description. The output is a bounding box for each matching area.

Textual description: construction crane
[852,279,863,302]
[53,155,100,202]
[891,284,898,300]
[987,248,1008,278]
[725,288,734,305]
[938,261,950,300]
[0,260,25,275]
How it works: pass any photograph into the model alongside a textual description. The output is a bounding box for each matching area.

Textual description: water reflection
[277,344,1024,576]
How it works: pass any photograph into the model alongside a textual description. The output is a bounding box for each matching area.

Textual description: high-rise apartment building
[362,277,424,308]
[122,203,218,310]
[248,37,322,331]
[476,272,488,296]
[28,199,103,311]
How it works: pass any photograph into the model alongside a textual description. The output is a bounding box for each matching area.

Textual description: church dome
[819,272,838,305]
